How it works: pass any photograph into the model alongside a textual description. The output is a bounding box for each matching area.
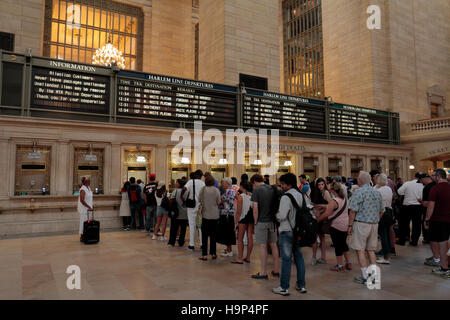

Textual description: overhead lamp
[283,160,293,167]
[338,161,344,167]
[253,159,263,165]
[313,160,319,167]
[357,161,363,168]
[136,156,146,163]
[85,144,97,162]
[181,157,191,164]
[409,165,415,170]
[218,158,228,165]
[28,141,41,159]
[379,161,385,168]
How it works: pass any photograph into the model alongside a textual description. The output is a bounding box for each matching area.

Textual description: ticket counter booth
[389,159,400,181]
[328,158,342,177]
[124,150,151,185]
[371,159,382,172]
[244,154,262,178]
[276,154,293,182]
[169,154,192,190]
[351,159,363,179]
[303,157,318,181]
[207,153,229,182]
[15,145,51,196]
[73,147,104,194]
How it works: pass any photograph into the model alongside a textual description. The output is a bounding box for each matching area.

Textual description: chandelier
[92,9,126,69]
[92,42,125,69]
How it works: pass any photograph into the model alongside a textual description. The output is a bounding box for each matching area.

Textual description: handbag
[380,207,394,227]
[321,199,347,234]
[186,179,197,208]
[196,187,205,228]
[169,190,179,219]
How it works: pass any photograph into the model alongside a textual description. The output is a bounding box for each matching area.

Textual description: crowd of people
[78,167,450,296]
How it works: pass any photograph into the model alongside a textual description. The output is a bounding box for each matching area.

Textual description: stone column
[344,153,351,177]
[322,153,329,178]
[0,138,10,199]
[296,152,303,177]
[103,144,112,195]
[110,143,122,195]
[155,144,168,184]
[365,155,371,172]
[55,140,70,196]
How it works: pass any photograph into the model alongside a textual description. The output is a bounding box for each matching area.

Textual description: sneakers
[353,276,367,284]
[390,248,396,256]
[167,243,174,247]
[375,250,383,257]
[425,256,434,262]
[424,259,441,267]
[316,258,327,264]
[221,251,234,257]
[311,258,317,266]
[432,267,448,276]
[330,265,345,272]
[160,236,167,241]
[345,263,352,271]
[146,231,151,236]
[151,234,158,240]
[272,286,289,296]
[442,270,450,279]
[187,246,195,251]
[376,258,391,264]
[295,285,307,294]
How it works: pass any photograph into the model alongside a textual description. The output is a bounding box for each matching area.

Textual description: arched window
[43,0,143,70]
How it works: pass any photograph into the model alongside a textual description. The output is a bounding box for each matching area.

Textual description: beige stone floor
[0,230,449,300]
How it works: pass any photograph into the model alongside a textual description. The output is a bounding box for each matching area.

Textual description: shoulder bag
[186,179,197,208]
[321,199,347,234]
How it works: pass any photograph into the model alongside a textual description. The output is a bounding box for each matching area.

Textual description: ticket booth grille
[15,145,51,196]
[389,160,400,182]
[124,150,151,185]
[351,159,363,178]
[73,147,104,194]
[303,157,317,181]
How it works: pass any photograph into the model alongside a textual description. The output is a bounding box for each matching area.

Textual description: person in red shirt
[424,169,450,279]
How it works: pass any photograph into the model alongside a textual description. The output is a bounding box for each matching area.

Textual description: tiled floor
[0,230,448,300]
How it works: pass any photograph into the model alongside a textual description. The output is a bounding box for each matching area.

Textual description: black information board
[31,66,110,114]
[116,71,237,125]
[329,104,389,139]
[243,89,326,133]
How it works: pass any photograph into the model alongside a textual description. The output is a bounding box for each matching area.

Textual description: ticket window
[15,145,51,196]
[73,148,104,194]
[389,160,399,182]
[303,157,317,182]
[210,167,227,182]
[351,159,363,179]
[371,159,381,172]
[276,155,293,182]
[170,167,190,189]
[328,158,341,177]
[245,154,262,179]
[124,151,151,185]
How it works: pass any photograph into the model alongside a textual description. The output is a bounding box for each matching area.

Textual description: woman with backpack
[152,182,170,241]
[119,181,131,230]
[168,179,188,247]
[311,177,332,265]
[315,182,352,272]
[231,180,254,264]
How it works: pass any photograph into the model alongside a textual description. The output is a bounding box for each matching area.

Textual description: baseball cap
[149,173,156,180]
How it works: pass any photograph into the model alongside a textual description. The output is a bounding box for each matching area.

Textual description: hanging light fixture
[136,146,146,163]
[218,158,228,165]
[253,159,263,165]
[283,160,293,167]
[181,157,191,164]
[92,10,125,69]
[28,141,42,159]
[85,144,97,162]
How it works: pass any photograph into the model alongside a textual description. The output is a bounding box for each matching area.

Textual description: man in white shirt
[396,172,424,246]
[183,169,205,251]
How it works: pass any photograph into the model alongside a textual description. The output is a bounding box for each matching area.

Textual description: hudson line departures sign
[116,71,237,125]
[31,63,110,114]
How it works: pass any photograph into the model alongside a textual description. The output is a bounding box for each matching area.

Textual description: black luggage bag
[83,210,100,244]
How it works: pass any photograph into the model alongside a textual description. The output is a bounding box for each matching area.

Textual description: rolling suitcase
[83,210,100,244]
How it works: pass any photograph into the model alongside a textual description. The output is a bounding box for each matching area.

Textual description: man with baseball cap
[144,174,158,235]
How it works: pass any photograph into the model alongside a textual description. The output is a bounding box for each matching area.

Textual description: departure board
[31,66,109,114]
[243,89,326,133]
[329,104,389,139]
[116,71,237,125]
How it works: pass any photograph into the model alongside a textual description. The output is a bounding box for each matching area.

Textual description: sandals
[271,271,280,277]
[231,260,244,264]
[199,257,207,261]
[243,258,251,263]
[330,265,345,272]
[211,255,217,260]
[251,272,268,280]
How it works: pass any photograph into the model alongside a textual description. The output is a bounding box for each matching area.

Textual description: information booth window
[303,157,318,181]
[15,145,51,196]
[351,159,363,179]
[124,150,151,185]
[73,147,104,194]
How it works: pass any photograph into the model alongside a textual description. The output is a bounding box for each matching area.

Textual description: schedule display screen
[329,104,390,139]
[243,89,326,133]
[116,71,237,125]
[31,66,109,114]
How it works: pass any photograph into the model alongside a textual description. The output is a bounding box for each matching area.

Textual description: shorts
[429,221,450,243]
[349,221,378,251]
[157,206,169,217]
[255,222,277,244]
[239,212,255,225]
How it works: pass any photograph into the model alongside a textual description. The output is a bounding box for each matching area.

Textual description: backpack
[129,184,141,203]
[285,192,318,247]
